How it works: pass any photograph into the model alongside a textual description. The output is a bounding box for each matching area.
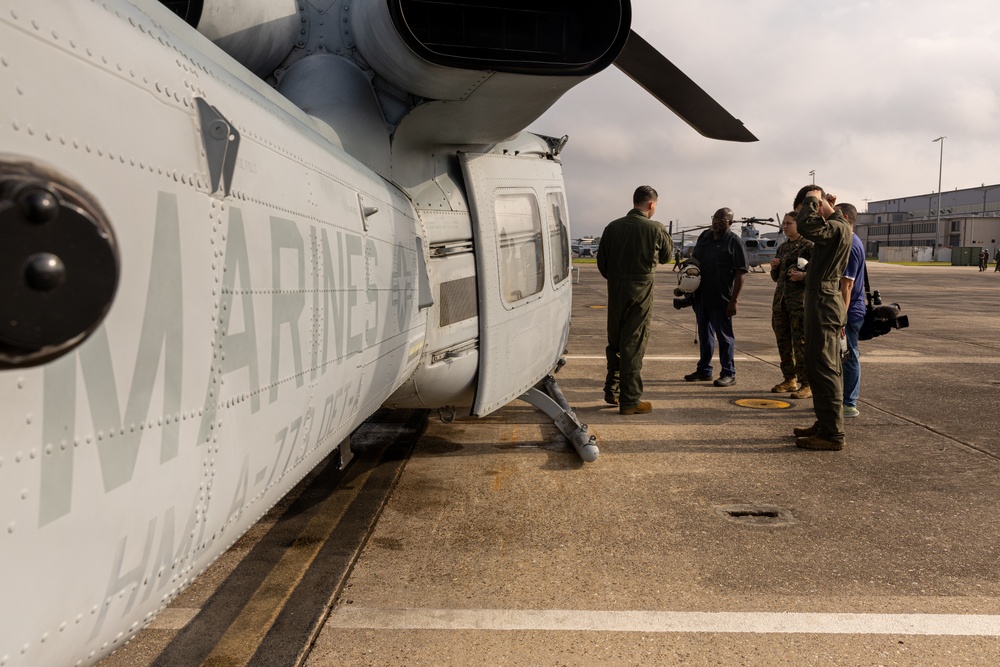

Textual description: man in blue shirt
[837,203,865,418]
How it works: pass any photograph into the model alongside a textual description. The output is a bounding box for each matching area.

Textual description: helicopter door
[459,152,567,417]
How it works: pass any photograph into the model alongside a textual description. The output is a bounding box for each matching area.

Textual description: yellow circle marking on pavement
[734,398,791,410]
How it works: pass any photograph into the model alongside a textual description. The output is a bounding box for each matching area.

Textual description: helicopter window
[495,192,544,305]
[547,191,570,285]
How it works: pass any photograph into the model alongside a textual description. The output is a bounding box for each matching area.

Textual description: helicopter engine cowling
[160,0,631,149]
[353,0,630,147]
[351,0,630,100]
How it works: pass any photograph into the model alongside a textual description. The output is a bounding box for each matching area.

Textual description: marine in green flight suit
[597,186,672,415]
[793,186,852,450]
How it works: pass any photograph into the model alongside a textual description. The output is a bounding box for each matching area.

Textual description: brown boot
[795,434,844,451]
[771,378,799,393]
[619,401,652,415]
[792,424,818,437]
[791,384,812,399]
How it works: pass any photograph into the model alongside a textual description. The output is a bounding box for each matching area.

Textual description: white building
[857,183,1000,262]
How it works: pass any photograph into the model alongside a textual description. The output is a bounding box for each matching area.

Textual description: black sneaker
[713,375,736,387]
[684,372,713,382]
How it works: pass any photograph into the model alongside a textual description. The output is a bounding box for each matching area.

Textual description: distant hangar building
[858,183,1000,261]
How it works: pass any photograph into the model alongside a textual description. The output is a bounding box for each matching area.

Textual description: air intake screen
[394,0,629,75]
[158,0,204,27]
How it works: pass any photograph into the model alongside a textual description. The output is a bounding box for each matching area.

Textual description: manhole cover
[714,504,796,526]
[734,398,791,409]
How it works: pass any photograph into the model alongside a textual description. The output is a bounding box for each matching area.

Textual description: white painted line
[565,355,750,361]
[327,608,1000,637]
[564,355,1000,364]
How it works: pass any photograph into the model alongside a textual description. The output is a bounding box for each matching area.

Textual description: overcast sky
[528,0,1000,238]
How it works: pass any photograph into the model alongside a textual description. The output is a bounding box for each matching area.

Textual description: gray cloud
[529,0,1000,237]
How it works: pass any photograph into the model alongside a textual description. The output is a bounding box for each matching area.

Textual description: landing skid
[519,374,599,462]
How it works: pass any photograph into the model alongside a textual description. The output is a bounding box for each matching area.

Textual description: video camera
[861,289,910,339]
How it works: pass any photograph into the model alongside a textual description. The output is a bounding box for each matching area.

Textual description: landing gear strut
[519,374,599,462]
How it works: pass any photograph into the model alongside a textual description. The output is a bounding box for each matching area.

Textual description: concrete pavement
[311,262,1000,666]
[101,262,1000,666]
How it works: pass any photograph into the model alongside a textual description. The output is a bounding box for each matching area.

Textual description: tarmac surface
[102,261,1000,666]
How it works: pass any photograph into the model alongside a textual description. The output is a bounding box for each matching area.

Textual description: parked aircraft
[739,217,783,271]
[676,217,781,271]
[572,237,599,257]
[0,1,754,664]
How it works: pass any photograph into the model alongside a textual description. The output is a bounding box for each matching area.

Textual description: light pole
[932,136,945,250]
[809,170,815,184]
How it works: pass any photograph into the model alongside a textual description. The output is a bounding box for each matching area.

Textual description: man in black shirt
[684,208,749,386]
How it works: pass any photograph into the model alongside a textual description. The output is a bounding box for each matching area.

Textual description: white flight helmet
[675,262,701,294]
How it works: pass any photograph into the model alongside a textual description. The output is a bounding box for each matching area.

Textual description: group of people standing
[597,184,864,451]
[978,247,1000,272]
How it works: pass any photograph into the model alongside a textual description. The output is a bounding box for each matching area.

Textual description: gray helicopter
[0,1,755,664]
[739,217,784,271]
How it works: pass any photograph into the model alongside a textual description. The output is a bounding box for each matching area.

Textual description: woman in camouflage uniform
[769,212,813,396]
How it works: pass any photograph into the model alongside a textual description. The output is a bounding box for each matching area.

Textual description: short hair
[836,202,858,224]
[793,184,825,210]
[633,185,658,207]
[783,211,797,220]
[712,207,733,222]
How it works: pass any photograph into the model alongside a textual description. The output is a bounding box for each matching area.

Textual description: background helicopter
[675,216,783,271]
[739,216,784,271]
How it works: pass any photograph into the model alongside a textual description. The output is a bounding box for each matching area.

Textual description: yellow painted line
[146,608,199,631]
[204,462,379,665]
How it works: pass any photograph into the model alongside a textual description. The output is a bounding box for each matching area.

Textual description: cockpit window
[495,192,544,304]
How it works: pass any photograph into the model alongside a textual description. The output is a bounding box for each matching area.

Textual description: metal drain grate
[714,504,796,526]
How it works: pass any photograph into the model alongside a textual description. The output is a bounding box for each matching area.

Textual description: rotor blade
[614,30,757,142]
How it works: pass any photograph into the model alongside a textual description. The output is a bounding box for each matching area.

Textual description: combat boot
[792,423,818,437]
[619,401,652,415]
[771,378,799,393]
[791,384,812,399]
[604,392,619,406]
[795,434,844,451]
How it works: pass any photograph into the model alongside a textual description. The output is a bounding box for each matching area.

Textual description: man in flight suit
[791,186,853,450]
[597,185,672,415]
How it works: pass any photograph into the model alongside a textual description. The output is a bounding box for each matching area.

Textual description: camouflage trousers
[772,296,807,383]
